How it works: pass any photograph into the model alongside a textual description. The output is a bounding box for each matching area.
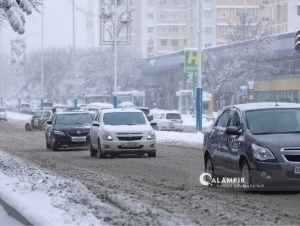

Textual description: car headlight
[102,132,113,141]
[252,144,275,161]
[147,130,156,140]
[53,130,65,136]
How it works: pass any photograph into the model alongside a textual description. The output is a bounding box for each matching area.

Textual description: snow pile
[0,151,110,225]
[156,131,204,150]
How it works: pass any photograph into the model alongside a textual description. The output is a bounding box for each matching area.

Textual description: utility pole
[41,0,44,111]
[73,0,77,109]
[196,0,203,132]
[100,0,134,108]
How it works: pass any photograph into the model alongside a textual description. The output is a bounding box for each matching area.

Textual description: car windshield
[166,113,181,119]
[246,109,300,134]
[55,113,93,125]
[103,112,146,125]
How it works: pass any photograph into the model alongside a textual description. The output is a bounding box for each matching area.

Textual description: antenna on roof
[273,93,279,106]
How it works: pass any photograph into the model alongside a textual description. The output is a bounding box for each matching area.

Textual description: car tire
[205,154,222,187]
[51,136,58,151]
[90,142,97,157]
[46,137,51,149]
[148,152,156,157]
[25,123,32,131]
[97,139,106,159]
[240,159,253,192]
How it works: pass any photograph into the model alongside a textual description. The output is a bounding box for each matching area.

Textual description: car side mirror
[225,126,241,135]
[150,122,157,126]
[92,121,100,127]
[47,121,52,125]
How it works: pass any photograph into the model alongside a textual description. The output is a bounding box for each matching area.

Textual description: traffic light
[295,30,300,51]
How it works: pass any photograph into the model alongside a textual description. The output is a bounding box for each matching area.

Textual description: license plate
[71,137,86,142]
[294,166,300,174]
[122,142,139,147]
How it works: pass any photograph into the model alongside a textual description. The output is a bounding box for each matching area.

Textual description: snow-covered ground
[1,112,209,225]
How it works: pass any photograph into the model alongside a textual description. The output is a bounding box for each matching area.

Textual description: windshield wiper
[124,124,138,126]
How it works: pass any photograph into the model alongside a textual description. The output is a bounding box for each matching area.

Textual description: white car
[89,108,157,158]
[0,107,7,121]
[152,112,184,132]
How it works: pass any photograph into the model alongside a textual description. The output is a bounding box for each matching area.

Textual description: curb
[0,197,32,226]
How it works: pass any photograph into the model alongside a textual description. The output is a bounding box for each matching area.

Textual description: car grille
[117,136,143,141]
[117,145,144,150]
[284,155,300,162]
[67,131,90,137]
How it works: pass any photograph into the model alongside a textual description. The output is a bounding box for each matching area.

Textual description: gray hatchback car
[203,102,300,191]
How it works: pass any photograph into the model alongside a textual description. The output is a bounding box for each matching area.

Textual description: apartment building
[269,0,300,34]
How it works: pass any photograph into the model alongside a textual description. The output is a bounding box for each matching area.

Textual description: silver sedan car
[89,108,157,158]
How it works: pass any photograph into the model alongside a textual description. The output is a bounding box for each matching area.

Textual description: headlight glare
[53,130,65,136]
[147,130,156,140]
[103,132,113,141]
[252,144,275,161]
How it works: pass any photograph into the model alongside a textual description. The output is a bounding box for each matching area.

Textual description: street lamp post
[196,0,203,132]
[0,26,3,107]
[41,0,44,111]
[73,0,78,109]
[100,0,134,108]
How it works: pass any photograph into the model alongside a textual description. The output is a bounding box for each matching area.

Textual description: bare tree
[203,13,279,96]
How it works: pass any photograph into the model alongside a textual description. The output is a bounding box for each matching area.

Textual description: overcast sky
[1,0,94,55]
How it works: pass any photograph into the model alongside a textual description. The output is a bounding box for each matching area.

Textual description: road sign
[184,50,199,73]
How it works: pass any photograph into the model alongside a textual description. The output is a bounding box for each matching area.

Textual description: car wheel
[25,123,32,131]
[51,136,58,151]
[97,140,106,159]
[46,136,51,149]
[240,159,253,192]
[205,154,222,187]
[90,142,97,157]
[148,152,156,157]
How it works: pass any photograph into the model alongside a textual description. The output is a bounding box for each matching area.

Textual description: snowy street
[0,115,299,225]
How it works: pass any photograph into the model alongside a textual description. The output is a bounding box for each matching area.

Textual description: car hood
[102,124,152,133]
[54,124,91,131]
[250,133,300,148]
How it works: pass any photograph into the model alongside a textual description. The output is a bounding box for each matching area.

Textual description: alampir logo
[199,173,213,186]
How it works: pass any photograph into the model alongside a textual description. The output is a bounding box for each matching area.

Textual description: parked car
[45,111,94,151]
[84,102,113,114]
[20,103,30,114]
[117,101,135,108]
[89,108,157,158]
[24,110,52,131]
[0,107,7,121]
[203,102,300,191]
[152,111,183,132]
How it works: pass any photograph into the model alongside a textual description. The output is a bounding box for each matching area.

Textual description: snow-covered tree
[203,14,279,95]
[0,0,41,34]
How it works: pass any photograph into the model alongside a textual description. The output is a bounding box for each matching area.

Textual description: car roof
[55,111,90,115]
[101,108,145,113]
[227,102,300,112]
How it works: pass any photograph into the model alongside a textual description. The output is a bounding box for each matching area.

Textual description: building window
[219,9,229,18]
[262,0,269,4]
[171,39,178,46]
[148,13,154,19]
[298,6,300,16]
[262,17,269,21]
[158,25,168,33]
[204,27,212,34]
[204,10,212,18]
[160,39,168,46]
[173,0,186,5]
[148,27,154,33]
[172,25,180,33]
[218,25,228,34]
[171,12,179,20]
[205,43,212,48]
[158,12,168,20]
[148,0,154,5]
[181,26,186,33]
[236,8,256,18]
[159,0,167,5]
